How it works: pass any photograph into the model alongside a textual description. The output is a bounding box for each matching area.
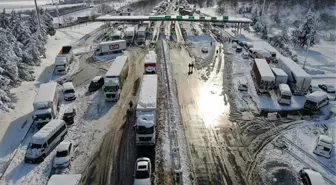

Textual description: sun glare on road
[197,83,231,128]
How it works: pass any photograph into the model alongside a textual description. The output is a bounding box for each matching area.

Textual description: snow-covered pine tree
[291,9,318,48]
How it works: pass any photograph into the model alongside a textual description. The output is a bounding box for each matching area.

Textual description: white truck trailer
[33,82,59,129]
[271,67,288,87]
[103,56,129,101]
[136,26,147,44]
[54,46,73,74]
[135,74,158,146]
[251,59,275,93]
[144,51,157,74]
[125,26,135,44]
[95,40,127,56]
[278,56,312,95]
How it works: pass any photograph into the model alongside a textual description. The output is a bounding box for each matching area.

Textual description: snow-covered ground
[0,23,103,183]
[260,118,336,185]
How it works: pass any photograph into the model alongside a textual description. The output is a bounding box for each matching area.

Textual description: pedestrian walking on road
[190,63,194,72]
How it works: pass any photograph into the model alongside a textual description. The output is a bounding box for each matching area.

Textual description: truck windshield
[64,89,75,94]
[30,143,42,149]
[305,100,317,107]
[104,86,118,92]
[126,36,133,39]
[281,95,291,100]
[136,126,154,134]
[35,113,52,120]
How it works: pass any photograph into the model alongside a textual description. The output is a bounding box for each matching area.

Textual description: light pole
[34,0,42,33]
[262,0,266,21]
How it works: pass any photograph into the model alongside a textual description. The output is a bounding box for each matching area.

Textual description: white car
[201,47,209,53]
[299,168,327,185]
[232,42,238,48]
[242,52,249,59]
[53,141,72,169]
[133,157,151,185]
[63,82,76,101]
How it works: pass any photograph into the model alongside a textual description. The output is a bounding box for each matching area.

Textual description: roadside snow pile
[0,9,54,111]
[47,174,81,185]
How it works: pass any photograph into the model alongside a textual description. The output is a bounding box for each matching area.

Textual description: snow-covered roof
[148,50,156,55]
[99,40,125,46]
[304,169,327,185]
[92,76,103,82]
[306,91,328,102]
[126,26,135,32]
[145,54,157,64]
[63,82,74,90]
[137,75,158,110]
[271,67,288,77]
[279,55,311,78]
[138,26,147,32]
[34,82,58,104]
[47,174,81,185]
[279,84,291,94]
[105,56,128,77]
[254,59,275,81]
[319,135,333,144]
[112,30,122,36]
[57,141,71,152]
[32,120,66,144]
[137,114,155,127]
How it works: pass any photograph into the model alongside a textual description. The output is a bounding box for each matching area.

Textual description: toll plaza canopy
[95,15,252,23]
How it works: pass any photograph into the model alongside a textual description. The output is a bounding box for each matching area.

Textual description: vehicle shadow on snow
[4,158,39,183]
[132,77,141,96]
[83,90,115,120]
[0,113,33,159]
[35,65,54,88]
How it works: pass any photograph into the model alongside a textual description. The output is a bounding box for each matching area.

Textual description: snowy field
[0,23,103,183]
[260,119,336,185]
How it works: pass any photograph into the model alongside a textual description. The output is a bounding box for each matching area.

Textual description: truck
[125,26,135,45]
[95,40,127,56]
[32,82,59,129]
[136,26,147,44]
[271,67,288,87]
[111,30,123,40]
[278,56,312,95]
[54,46,73,74]
[135,74,158,146]
[103,55,128,101]
[142,21,151,29]
[144,51,157,74]
[251,59,275,93]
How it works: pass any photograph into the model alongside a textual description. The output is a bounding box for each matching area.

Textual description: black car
[238,42,245,47]
[89,76,104,92]
[63,107,76,125]
[236,47,243,53]
[318,84,336,93]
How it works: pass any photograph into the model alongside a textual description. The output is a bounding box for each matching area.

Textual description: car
[232,42,238,48]
[236,47,243,53]
[238,41,245,47]
[242,52,249,59]
[201,47,209,53]
[63,82,76,101]
[318,84,336,93]
[309,85,322,93]
[291,54,299,62]
[238,83,248,91]
[299,168,327,185]
[89,76,104,92]
[63,107,76,125]
[52,141,72,169]
[133,157,151,185]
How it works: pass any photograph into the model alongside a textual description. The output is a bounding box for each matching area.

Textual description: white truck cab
[313,135,333,159]
[278,84,292,105]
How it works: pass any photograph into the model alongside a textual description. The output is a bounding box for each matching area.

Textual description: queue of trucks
[54,46,73,75]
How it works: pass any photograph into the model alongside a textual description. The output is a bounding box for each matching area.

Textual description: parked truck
[95,40,127,56]
[125,26,135,45]
[33,82,59,129]
[135,74,158,146]
[278,56,311,95]
[103,56,129,101]
[251,59,275,93]
[271,67,288,87]
[111,30,123,40]
[144,51,157,74]
[54,46,73,74]
[137,26,147,44]
[143,21,151,29]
